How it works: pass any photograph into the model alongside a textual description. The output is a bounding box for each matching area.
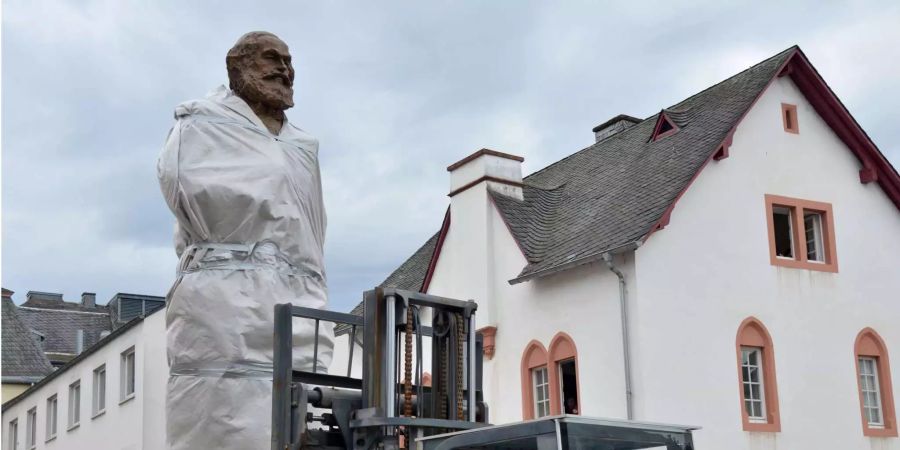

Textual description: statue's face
[232,35,295,111]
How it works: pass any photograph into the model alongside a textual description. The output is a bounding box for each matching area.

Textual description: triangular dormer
[650,111,678,141]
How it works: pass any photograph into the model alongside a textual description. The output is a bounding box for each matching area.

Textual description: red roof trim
[420,207,451,293]
[649,111,679,141]
[783,49,900,209]
[644,47,900,242]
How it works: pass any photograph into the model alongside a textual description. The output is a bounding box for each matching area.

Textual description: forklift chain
[456,312,465,420]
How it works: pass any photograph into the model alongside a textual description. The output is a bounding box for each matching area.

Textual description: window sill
[863,425,898,438]
[67,422,80,432]
[742,420,780,433]
[92,409,106,420]
[45,435,57,443]
[119,393,135,405]
[770,257,838,273]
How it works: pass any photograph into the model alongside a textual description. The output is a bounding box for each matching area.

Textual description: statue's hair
[226,31,280,90]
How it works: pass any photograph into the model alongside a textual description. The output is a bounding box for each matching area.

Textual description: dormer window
[782,103,798,134]
[650,111,678,141]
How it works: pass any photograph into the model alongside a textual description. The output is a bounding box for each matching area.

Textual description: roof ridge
[524,45,798,183]
[17,306,109,315]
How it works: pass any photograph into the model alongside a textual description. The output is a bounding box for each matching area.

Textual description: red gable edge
[644,47,900,243]
[782,49,900,209]
[420,207,451,293]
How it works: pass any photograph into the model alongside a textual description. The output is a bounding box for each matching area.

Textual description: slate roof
[334,232,440,335]
[496,46,796,280]
[342,45,899,316]
[1,298,53,382]
[17,298,112,359]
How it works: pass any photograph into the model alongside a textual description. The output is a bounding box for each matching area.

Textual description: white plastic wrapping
[158,86,334,449]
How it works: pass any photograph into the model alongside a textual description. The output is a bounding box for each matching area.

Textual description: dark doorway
[559,359,579,414]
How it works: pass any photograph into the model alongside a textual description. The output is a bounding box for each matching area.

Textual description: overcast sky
[2,1,899,313]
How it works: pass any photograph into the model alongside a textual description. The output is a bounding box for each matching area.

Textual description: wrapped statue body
[157,32,333,449]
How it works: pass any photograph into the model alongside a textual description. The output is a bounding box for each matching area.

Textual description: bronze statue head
[226,31,295,113]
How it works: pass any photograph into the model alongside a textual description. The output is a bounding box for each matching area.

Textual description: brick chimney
[81,292,97,308]
[1,288,12,300]
[592,114,642,142]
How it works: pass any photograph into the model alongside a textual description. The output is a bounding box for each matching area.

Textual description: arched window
[548,332,581,415]
[735,317,781,432]
[854,328,897,437]
[520,340,549,420]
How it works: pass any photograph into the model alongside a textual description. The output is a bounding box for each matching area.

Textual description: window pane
[804,212,824,262]
[26,409,35,448]
[740,347,766,420]
[773,207,794,258]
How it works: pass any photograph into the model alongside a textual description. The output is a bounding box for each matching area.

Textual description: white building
[2,311,167,450]
[5,45,898,450]
[337,45,900,449]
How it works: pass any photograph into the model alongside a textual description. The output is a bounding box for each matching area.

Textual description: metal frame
[273,288,484,450]
[417,415,698,450]
[273,289,699,450]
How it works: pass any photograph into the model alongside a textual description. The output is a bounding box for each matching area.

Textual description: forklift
[272,288,697,449]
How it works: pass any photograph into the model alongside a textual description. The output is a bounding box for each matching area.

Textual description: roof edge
[2,308,162,412]
[641,47,800,244]
[420,208,451,293]
[508,241,641,285]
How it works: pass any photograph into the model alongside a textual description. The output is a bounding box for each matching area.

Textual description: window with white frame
[93,364,107,416]
[532,366,551,418]
[46,394,57,441]
[859,357,884,427]
[741,347,767,422]
[68,380,81,429]
[121,347,136,401]
[9,418,18,450]
[804,211,825,262]
[26,408,36,449]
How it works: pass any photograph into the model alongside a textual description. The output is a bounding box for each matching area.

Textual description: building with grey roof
[1,290,53,402]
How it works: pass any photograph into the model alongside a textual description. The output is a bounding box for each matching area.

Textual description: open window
[736,317,780,432]
[549,332,580,416]
[765,195,837,272]
[855,328,897,437]
[558,359,579,414]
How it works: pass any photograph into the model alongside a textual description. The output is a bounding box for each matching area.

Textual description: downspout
[603,252,633,420]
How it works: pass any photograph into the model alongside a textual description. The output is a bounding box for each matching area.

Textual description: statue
[157,31,334,449]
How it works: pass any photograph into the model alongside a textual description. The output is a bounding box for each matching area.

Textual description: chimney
[447,148,524,200]
[76,329,85,354]
[26,291,64,303]
[437,148,525,327]
[1,288,12,300]
[592,114,642,142]
[81,292,97,308]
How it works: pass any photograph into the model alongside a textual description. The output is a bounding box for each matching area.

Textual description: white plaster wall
[427,184,631,424]
[329,333,363,379]
[631,76,900,450]
[2,311,167,450]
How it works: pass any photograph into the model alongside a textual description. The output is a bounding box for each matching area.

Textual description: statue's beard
[233,71,294,111]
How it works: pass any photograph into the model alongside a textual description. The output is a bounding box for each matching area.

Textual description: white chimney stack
[447,148,524,200]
